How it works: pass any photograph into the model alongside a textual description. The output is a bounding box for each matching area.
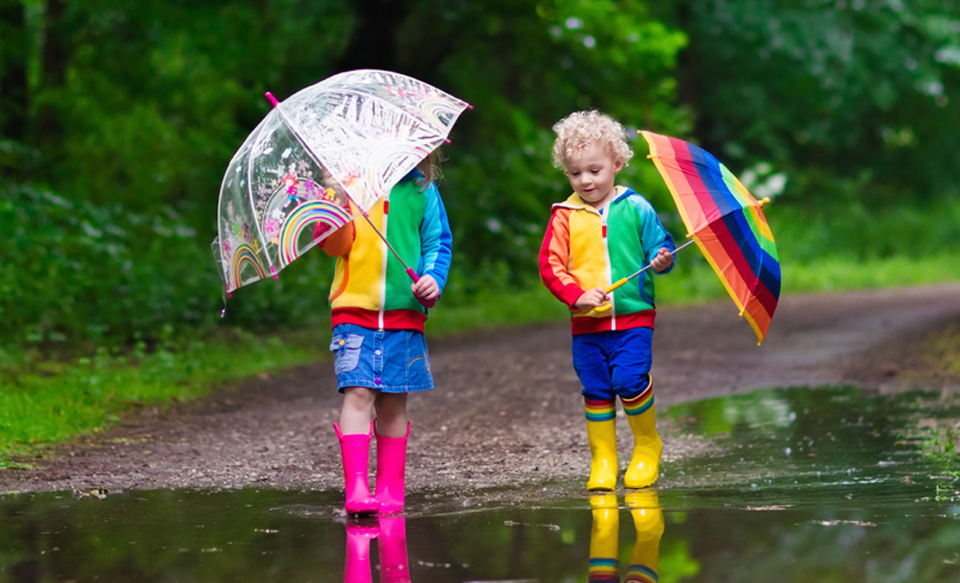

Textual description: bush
[0,183,337,348]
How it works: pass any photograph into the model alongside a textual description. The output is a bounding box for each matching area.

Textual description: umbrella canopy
[640,131,781,345]
[213,69,470,295]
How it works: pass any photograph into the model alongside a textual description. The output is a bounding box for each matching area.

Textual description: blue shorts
[329,324,434,393]
[572,327,653,401]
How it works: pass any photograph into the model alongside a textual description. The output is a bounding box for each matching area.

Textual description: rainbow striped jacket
[323,172,452,332]
[538,186,675,335]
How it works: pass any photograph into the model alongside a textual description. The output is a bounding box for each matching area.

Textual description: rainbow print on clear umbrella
[212,69,471,307]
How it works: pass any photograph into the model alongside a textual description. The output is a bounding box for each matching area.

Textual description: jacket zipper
[600,206,616,330]
[378,196,390,330]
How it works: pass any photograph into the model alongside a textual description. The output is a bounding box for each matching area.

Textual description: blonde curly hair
[551,110,634,170]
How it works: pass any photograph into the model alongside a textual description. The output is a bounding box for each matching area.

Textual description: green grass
[426,286,569,335]
[783,252,960,293]
[0,330,327,468]
[926,323,960,381]
[2,251,959,467]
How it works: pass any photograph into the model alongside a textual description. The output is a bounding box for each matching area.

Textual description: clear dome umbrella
[212,69,470,306]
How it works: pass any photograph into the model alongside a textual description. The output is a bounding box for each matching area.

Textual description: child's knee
[618,374,652,401]
[343,386,377,409]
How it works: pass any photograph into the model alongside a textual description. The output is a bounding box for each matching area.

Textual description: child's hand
[650,247,675,273]
[412,274,440,303]
[574,287,610,310]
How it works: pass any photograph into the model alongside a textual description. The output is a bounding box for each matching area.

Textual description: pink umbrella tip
[265,92,279,107]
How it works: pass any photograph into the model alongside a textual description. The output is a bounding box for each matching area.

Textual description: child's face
[563,143,623,209]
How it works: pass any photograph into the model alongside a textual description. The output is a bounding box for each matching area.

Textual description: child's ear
[614,157,625,173]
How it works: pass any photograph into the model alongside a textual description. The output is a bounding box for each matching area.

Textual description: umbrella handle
[593,277,630,314]
[406,268,437,309]
[593,277,628,313]
[592,240,695,313]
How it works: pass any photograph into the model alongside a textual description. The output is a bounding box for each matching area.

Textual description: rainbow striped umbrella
[641,131,781,345]
[213,69,469,298]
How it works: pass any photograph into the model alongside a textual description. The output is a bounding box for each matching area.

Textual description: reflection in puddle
[1,387,960,582]
[342,516,408,583]
[587,492,662,583]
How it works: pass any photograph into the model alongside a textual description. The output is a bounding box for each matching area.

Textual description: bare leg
[374,393,408,437]
[339,387,377,434]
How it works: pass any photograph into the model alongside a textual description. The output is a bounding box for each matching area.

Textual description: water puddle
[2,386,960,582]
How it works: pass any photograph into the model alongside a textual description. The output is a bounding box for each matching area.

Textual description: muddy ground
[2,283,959,495]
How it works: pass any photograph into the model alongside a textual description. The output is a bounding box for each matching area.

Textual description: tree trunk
[0,0,29,143]
[36,0,68,146]
[336,0,411,74]
[674,0,704,136]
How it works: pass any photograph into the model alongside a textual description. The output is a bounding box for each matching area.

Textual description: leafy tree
[672,0,960,210]
[388,0,689,290]
[1,0,688,346]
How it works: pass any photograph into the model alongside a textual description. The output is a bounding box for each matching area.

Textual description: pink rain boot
[344,519,379,583]
[378,516,411,583]
[374,421,410,514]
[335,422,380,515]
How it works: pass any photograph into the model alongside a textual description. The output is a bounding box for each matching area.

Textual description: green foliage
[427,286,569,336]
[411,0,689,291]
[0,183,212,344]
[769,196,960,290]
[925,324,960,384]
[0,182,339,346]
[31,0,353,219]
[675,0,960,206]
[1,0,690,347]
[0,0,958,354]
[937,327,960,380]
[783,252,960,293]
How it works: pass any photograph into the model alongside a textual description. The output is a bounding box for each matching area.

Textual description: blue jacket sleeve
[635,196,677,274]
[418,182,453,293]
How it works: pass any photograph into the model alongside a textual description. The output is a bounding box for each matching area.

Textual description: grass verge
[0,329,327,468]
[924,324,960,382]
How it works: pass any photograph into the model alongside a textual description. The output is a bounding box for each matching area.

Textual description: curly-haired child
[539,110,676,490]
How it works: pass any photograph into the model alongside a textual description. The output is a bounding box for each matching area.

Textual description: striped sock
[589,557,620,583]
[621,380,653,417]
[625,564,658,583]
[585,398,617,422]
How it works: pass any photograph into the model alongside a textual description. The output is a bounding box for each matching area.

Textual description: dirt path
[3,283,959,494]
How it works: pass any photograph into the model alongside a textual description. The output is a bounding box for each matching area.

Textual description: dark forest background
[2,0,959,349]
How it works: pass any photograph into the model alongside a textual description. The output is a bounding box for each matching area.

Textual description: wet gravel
[2,283,959,495]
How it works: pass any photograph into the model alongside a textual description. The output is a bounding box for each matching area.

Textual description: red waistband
[571,310,656,335]
[331,307,427,332]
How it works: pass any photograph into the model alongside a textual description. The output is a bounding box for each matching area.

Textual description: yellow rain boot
[624,491,664,583]
[589,494,620,583]
[585,398,619,491]
[622,385,663,489]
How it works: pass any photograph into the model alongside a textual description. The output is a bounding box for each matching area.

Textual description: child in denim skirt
[320,155,452,515]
